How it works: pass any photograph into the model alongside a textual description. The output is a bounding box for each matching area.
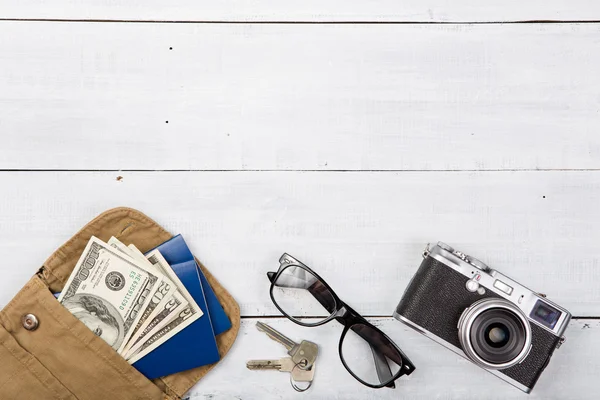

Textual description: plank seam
[2,169,600,173]
[1,18,600,24]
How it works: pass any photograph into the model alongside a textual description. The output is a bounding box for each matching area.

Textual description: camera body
[394,242,571,393]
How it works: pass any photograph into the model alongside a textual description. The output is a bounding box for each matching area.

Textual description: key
[247,357,316,392]
[246,357,296,372]
[291,362,316,383]
[256,322,319,368]
[256,321,296,351]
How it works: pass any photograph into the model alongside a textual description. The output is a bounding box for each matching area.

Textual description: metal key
[256,322,319,369]
[246,357,296,373]
[247,357,316,392]
[256,321,296,351]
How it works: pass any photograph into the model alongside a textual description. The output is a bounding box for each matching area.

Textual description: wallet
[0,207,241,400]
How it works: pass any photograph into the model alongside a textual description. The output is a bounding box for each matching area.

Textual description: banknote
[127,277,175,349]
[107,237,178,353]
[108,238,154,271]
[127,244,153,266]
[125,250,203,362]
[123,291,188,359]
[127,297,197,363]
[118,244,192,357]
[58,236,159,353]
[146,249,203,320]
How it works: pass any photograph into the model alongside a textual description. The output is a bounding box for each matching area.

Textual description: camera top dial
[466,256,492,273]
[437,242,454,252]
[433,242,492,273]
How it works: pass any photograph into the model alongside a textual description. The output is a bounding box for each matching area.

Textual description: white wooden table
[1,2,600,399]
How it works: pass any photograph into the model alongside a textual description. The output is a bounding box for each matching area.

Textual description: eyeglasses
[267,253,415,389]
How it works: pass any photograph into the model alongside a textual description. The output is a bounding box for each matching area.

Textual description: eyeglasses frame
[267,253,415,389]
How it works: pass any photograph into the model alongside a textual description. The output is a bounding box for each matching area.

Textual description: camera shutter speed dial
[437,242,454,252]
[467,256,492,273]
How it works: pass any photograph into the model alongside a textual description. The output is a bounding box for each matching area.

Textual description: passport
[132,235,231,379]
[151,235,231,336]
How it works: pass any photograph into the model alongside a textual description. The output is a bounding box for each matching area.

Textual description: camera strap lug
[422,243,431,259]
[556,336,566,349]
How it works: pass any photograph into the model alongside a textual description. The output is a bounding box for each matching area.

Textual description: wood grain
[1,0,599,22]
[187,317,598,399]
[1,23,600,170]
[0,171,598,316]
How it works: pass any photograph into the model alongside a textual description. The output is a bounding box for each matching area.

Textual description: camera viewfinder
[530,300,561,329]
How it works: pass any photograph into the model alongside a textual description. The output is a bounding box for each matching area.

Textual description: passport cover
[132,235,228,379]
[152,235,232,336]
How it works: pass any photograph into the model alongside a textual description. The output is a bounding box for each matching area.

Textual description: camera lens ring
[458,298,532,370]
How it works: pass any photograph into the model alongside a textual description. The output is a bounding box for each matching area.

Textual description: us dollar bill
[126,277,175,348]
[127,299,196,363]
[107,237,176,350]
[123,291,188,358]
[119,245,192,356]
[107,237,149,268]
[146,249,203,320]
[58,236,158,353]
[127,244,153,267]
[125,250,203,362]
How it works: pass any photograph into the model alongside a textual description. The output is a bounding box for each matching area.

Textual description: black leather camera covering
[395,257,561,390]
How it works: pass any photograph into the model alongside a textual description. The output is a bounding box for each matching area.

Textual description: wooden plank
[189,317,598,399]
[0,171,598,316]
[1,23,600,170]
[1,0,600,22]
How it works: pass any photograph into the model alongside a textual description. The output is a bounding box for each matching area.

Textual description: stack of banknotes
[57,236,203,364]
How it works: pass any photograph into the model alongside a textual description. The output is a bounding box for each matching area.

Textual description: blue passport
[151,235,231,336]
[132,235,232,379]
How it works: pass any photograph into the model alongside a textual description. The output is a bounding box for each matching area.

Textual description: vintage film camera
[394,242,571,393]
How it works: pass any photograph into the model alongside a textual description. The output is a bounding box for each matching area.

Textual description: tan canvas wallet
[0,207,240,400]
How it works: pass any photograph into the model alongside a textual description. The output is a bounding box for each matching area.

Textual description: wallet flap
[38,207,241,399]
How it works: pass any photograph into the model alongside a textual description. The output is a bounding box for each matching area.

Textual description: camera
[393,242,571,393]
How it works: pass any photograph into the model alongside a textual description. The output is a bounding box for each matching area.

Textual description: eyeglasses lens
[272,265,337,324]
[340,323,404,386]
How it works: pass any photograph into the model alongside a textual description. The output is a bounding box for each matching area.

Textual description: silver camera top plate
[426,242,571,338]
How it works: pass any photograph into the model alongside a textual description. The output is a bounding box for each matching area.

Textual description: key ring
[290,363,313,392]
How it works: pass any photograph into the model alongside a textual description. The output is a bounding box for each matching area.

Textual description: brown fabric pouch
[0,207,240,400]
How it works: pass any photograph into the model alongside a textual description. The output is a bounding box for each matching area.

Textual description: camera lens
[458,299,532,369]
[471,309,526,365]
[485,323,510,348]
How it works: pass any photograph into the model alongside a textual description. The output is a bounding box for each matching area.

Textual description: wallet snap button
[22,314,39,331]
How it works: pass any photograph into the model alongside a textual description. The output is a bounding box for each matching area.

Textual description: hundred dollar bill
[125,250,203,362]
[58,236,159,353]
